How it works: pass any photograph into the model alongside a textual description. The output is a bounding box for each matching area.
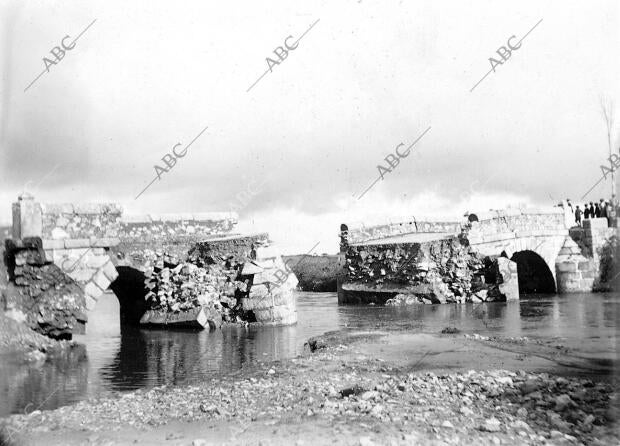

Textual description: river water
[0,291,618,417]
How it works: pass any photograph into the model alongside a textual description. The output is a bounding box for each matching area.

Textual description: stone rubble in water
[143,253,249,323]
[141,234,298,326]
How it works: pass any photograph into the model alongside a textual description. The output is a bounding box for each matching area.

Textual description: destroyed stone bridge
[4,194,297,336]
[4,195,616,337]
[339,207,616,304]
[8,194,238,310]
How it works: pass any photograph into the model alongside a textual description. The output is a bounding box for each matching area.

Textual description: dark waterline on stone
[0,291,618,417]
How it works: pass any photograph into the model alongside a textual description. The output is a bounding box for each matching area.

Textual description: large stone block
[84,281,104,299]
[86,254,109,269]
[581,269,598,279]
[64,238,90,249]
[84,294,98,311]
[560,271,584,281]
[243,287,295,311]
[42,239,66,250]
[92,268,112,291]
[67,266,96,283]
[12,194,42,239]
[557,278,582,293]
[91,237,120,247]
[581,278,595,290]
[43,249,54,262]
[583,218,609,230]
[102,260,119,281]
[577,260,593,271]
[556,262,577,273]
[253,305,297,324]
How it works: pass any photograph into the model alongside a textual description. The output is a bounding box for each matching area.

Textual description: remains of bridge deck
[339,206,616,298]
[12,193,120,311]
[337,217,520,304]
[107,212,238,323]
[466,208,617,293]
[113,212,238,274]
[466,208,568,290]
[10,194,240,314]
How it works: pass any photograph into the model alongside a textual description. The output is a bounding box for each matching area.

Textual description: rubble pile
[140,234,297,326]
[344,231,516,304]
[2,239,86,339]
[143,254,248,322]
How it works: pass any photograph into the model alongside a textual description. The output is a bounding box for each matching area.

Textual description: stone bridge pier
[9,194,240,319]
[11,193,120,310]
[338,206,617,300]
[466,208,568,293]
[467,208,617,293]
[110,212,238,324]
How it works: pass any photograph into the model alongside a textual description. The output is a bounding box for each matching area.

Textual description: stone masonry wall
[40,203,123,239]
[41,240,119,310]
[340,232,518,305]
[469,208,567,239]
[584,218,616,262]
[119,213,237,241]
[345,220,462,245]
[344,208,566,246]
[564,218,618,292]
[555,238,595,293]
[112,214,239,275]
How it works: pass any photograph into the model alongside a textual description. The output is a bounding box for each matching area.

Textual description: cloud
[0,0,618,253]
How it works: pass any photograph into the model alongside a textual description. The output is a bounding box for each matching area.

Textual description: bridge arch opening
[109,266,149,325]
[510,250,556,294]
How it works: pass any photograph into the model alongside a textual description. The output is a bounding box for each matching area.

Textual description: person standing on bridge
[600,199,608,218]
[583,203,591,219]
[575,205,583,226]
[594,202,601,218]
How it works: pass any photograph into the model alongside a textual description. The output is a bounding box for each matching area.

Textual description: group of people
[570,198,616,227]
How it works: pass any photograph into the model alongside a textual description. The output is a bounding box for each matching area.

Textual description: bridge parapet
[468,208,567,242]
[39,202,123,240]
[343,218,462,245]
[119,212,237,241]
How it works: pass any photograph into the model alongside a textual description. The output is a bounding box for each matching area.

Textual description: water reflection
[103,324,303,391]
[0,291,618,416]
[0,344,88,417]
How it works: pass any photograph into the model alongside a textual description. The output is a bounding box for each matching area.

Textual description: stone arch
[510,250,556,293]
[468,235,566,294]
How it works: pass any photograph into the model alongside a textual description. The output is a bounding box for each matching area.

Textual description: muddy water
[0,291,618,417]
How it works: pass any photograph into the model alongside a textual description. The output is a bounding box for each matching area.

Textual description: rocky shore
[1,330,618,446]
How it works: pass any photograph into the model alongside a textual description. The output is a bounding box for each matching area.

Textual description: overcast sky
[1,0,619,253]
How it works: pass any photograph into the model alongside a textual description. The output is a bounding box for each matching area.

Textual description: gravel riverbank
[1,330,618,446]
